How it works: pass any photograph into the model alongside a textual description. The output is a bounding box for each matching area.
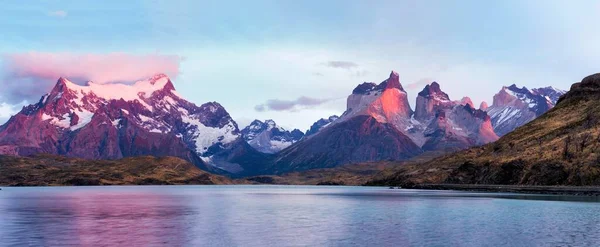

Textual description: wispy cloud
[0,52,182,104]
[323,61,358,69]
[255,96,335,112]
[405,77,435,90]
[48,10,68,18]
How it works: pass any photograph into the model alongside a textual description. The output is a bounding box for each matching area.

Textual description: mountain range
[267,71,566,174]
[0,71,566,177]
[370,73,600,186]
[0,74,268,176]
[241,120,303,154]
[486,84,566,136]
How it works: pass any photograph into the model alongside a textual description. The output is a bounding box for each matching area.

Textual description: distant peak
[57,77,68,83]
[352,82,377,94]
[460,97,474,108]
[265,119,277,126]
[375,70,404,92]
[250,119,264,125]
[148,73,169,85]
[480,101,489,111]
[418,81,448,100]
[506,84,530,93]
[50,77,78,95]
[56,77,77,87]
[132,73,175,92]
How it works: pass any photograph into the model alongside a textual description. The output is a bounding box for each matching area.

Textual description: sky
[1,0,599,130]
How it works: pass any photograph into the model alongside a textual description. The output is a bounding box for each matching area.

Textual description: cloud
[323,61,358,69]
[0,52,182,104]
[405,77,435,90]
[48,10,68,18]
[0,102,20,124]
[255,96,334,112]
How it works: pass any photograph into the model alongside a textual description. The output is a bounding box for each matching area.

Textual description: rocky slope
[241,120,304,153]
[304,115,339,137]
[487,84,566,136]
[270,115,422,173]
[0,75,268,176]
[0,154,232,186]
[269,71,498,174]
[369,73,600,186]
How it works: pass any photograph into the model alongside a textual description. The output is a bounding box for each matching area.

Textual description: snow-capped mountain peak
[241,119,304,153]
[0,74,265,176]
[488,84,566,136]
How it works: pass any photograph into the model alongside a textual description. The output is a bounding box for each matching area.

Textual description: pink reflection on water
[33,188,189,246]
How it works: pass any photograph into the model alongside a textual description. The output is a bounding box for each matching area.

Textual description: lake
[0,185,599,246]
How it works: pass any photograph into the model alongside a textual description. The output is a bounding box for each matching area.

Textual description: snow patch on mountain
[241,119,304,153]
[182,114,238,153]
[487,84,566,136]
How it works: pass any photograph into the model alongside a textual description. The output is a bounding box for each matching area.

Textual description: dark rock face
[304,115,339,137]
[241,119,304,153]
[270,115,422,174]
[414,81,454,121]
[352,83,377,95]
[0,75,265,176]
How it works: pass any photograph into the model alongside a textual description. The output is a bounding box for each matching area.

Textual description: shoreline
[403,184,600,196]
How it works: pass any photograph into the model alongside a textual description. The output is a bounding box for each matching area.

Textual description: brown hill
[369,73,600,186]
[0,155,232,186]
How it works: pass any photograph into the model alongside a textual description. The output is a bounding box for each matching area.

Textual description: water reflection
[1,189,189,246]
[0,186,599,246]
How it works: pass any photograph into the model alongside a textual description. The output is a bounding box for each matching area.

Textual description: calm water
[1,186,599,247]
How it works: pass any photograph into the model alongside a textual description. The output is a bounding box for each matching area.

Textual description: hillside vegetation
[0,154,232,186]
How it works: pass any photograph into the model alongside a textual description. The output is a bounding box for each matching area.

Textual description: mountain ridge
[368,73,600,187]
[0,74,268,176]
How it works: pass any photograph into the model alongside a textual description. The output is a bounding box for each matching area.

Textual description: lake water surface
[1,185,599,246]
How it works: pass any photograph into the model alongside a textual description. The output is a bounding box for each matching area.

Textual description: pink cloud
[1,52,182,103]
[405,77,435,90]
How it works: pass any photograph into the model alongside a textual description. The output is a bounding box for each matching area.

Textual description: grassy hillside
[0,154,232,186]
[369,73,600,187]
[245,151,446,185]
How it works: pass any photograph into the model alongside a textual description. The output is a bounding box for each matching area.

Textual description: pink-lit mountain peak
[48,73,176,103]
[377,70,405,92]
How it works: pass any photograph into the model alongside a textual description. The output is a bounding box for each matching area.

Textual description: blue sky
[1,0,599,130]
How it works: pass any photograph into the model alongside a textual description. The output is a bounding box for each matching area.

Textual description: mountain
[532,86,567,103]
[0,154,232,186]
[0,74,267,176]
[304,115,339,137]
[369,73,600,187]
[414,83,497,151]
[268,71,498,174]
[241,119,304,153]
[487,84,566,136]
[270,115,422,173]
